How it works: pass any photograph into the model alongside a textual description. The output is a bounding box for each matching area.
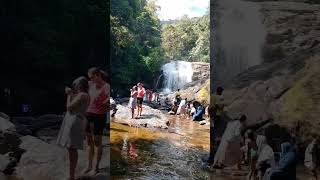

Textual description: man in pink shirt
[136,82,145,118]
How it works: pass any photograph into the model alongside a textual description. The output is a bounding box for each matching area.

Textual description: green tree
[111,0,164,95]
[161,12,209,62]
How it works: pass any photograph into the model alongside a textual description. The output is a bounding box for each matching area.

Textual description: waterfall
[214,0,267,85]
[161,61,194,93]
[155,73,163,90]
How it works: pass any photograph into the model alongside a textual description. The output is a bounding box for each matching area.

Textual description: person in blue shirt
[268,142,297,180]
[192,101,205,121]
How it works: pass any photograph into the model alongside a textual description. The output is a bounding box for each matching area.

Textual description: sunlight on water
[110,116,210,179]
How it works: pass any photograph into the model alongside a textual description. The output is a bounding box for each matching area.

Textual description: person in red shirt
[136,82,145,118]
[84,67,110,175]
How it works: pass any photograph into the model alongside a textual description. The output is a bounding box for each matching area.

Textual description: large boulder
[35,114,64,129]
[0,113,15,132]
[0,154,10,172]
[11,115,63,135]
[16,135,109,180]
[113,104,169,129]
[224,75,293,125]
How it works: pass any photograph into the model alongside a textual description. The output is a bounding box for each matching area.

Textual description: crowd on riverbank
[112,82,320,180]
[167,89,208,122]
[208,86,320,180]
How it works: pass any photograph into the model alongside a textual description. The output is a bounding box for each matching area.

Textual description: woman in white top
[128,86,138,119]
[57,77,90,180]
[213,115,247,170]
[256,135,275,180]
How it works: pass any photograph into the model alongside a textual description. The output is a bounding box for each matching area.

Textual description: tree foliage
[111,0,164,95]
[0,0,108,115]
[161,13,209,62]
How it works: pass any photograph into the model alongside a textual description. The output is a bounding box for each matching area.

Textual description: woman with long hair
[57,76,90,180]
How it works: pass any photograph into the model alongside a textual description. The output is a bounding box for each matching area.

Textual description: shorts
[137,97,143,105]
[86,113,107,135]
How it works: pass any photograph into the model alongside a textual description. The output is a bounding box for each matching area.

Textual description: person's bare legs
[84,133,94,174]
[140,105,142,116]
[136,104,140,118]
[131,108,134,119]
[68,148,78,180]
[94,135,103,174]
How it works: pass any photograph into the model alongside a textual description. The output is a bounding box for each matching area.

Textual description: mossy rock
[279,55,320,142]
[196,80,210,105]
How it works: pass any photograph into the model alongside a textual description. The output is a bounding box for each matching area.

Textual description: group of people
[168,89,207,121]
[56,67,109,180]
[208,86,320,180]
[128,82,147,119]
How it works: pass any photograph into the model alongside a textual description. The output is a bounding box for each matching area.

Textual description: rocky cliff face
[191,62,210,82]
[211,1,320,143]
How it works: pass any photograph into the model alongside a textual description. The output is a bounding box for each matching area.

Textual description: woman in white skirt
[128,86,138,119]
[56,77,90,180]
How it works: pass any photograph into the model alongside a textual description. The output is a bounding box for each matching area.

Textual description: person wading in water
[84,67,110,175]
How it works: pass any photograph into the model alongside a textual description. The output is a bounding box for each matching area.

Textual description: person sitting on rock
[255,135,275,180]
[192,101,205,121]
[176,98,187,116]
[190,101,196,118]
[168,101,179,115]
[269,142,297,180]
[242,129,258,180]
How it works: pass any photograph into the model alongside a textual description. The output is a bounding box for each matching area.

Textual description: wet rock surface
[113,104,169,129]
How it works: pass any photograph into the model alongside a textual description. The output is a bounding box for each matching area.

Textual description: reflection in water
[111,116,211,179]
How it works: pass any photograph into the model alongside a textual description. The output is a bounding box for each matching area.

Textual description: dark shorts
[137,97,143,105]
[86,113,107,135]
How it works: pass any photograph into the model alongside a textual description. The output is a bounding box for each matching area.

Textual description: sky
[155,0,209,21]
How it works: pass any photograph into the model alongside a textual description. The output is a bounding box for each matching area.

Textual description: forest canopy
[161,13,209,63]
[110,0,209,96]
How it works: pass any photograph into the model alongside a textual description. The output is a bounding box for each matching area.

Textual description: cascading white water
[161,61,193,93]
[215,0,267,84]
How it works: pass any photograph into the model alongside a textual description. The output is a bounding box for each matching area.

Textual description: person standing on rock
[212,115,247,170]
[208,86,225,165]
[57,77,90,180]
[128,86,138,119]
[136,82,145,118]
[84,67,110,175]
